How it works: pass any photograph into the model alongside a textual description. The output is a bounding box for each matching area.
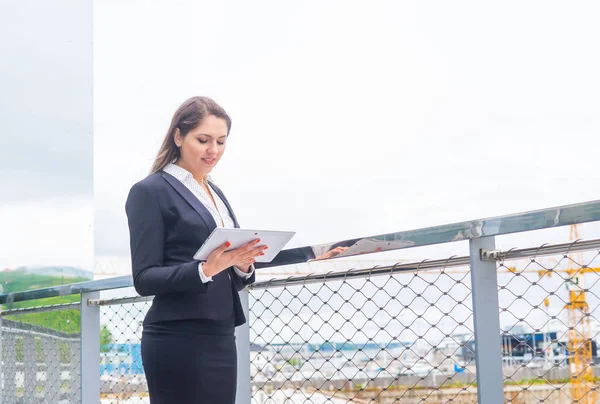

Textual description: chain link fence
[99,296,151,403]
[249,264,477,404]
[3,243,600,403]
[498,248,600,404]
[1,303,81,403]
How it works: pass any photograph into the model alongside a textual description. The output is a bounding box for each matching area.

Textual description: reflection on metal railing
[1,304,81,403]
[249,263,477,403]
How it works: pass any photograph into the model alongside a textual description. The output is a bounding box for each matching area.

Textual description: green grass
[2,269,115,358]
[1,270,90,332]
[0,271,89,295]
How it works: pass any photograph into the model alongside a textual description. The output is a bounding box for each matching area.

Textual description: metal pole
[81,291,100,403]
[236,289,251,404]
[470,236,504,403]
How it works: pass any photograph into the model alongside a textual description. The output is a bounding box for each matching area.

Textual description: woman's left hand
[312,246,348,261]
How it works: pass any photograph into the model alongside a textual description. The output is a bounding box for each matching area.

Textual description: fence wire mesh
[3,242,600,403]
[498,247,600,404]
[99,297,151,403]
[249,265,477,404]
[1,303,81,404]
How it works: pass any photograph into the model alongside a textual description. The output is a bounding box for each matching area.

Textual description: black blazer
[125,171,255,326]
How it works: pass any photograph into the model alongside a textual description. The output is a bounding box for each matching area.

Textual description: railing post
[236,289,251,404]
[470,236,504,403]
[81,291,100,403]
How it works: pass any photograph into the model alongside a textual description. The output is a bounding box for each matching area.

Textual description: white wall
[0,0,94,270]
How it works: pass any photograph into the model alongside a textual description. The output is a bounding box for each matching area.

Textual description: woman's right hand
[202,239,266,277]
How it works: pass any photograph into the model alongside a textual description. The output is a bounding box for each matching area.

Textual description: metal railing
[1,199,599,403]
[247,241,600,403]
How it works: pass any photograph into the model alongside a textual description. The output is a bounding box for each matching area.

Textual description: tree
[100,324,114,352]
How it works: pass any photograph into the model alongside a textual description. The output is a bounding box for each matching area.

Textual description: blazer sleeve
[254,247,316,269]
[229,267,256,291]
[125,181,209,297]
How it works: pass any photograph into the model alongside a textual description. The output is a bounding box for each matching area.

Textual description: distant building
[458,331,599,365]
[100,343,144,375]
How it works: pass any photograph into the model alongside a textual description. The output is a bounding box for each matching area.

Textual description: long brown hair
[150,96,232,174]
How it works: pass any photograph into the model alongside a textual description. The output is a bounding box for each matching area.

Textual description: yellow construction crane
[512,224,597,403]
[564,224,596,403]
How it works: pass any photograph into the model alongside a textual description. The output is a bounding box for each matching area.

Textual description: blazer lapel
[209,182,240,228]
[161,172,217,231]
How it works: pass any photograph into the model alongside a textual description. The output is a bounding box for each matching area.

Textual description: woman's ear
[173,128,182,148]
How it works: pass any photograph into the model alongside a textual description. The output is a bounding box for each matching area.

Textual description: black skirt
[141,320,237,404]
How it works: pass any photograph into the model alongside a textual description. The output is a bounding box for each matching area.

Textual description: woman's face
[174,114,228,179]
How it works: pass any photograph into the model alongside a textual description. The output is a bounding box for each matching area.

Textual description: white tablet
[193,228,296,263]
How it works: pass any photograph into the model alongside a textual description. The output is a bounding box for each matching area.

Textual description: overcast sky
[2,0,599,274]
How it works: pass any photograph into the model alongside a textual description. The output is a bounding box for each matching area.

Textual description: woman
[125,96,266,403]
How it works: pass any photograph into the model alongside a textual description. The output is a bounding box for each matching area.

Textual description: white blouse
[163,163,253,282]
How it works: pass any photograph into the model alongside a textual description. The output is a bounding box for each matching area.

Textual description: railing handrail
[0,275,133,305]
[1,199,599,305]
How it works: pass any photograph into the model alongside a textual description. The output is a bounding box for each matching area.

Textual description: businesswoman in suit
[125,96,267,403]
